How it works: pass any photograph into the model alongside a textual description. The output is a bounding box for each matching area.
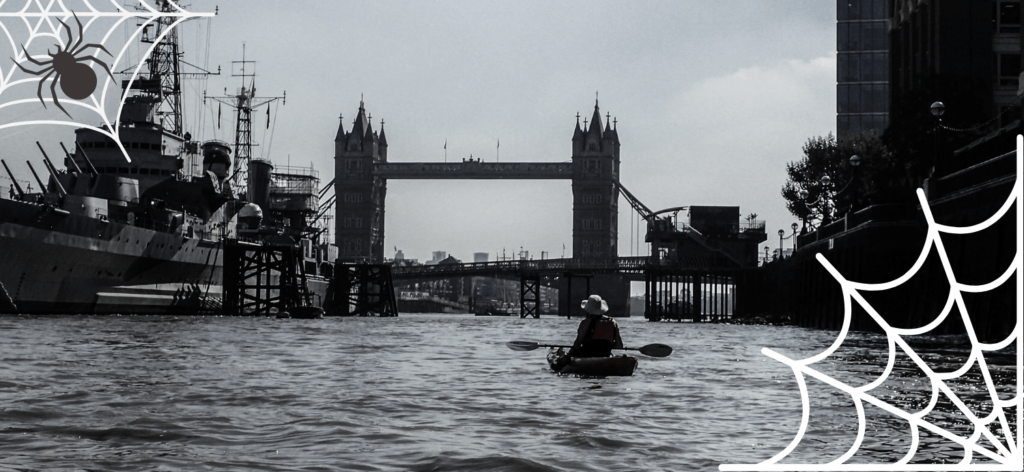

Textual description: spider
[10,11,115,118]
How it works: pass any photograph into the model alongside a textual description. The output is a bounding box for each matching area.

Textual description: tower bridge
[333,98,620,267]
[328,98,767,318]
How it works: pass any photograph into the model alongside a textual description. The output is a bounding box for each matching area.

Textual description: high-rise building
[473,252,489,263]
[888,0,1021,132]
[837,0,891,138]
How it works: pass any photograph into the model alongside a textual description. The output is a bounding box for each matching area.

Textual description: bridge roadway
[374,161,573,179]
[390,256,740,279]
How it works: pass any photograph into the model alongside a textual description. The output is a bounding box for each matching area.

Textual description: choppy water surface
[0,314,1016,471]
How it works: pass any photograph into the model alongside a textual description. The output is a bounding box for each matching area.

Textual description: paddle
[506,340,673,358]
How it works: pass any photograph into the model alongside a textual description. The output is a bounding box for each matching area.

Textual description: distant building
[837,0,891,138]
[473,252,488,263]
[395,249,405,260]
[425,251,448,266]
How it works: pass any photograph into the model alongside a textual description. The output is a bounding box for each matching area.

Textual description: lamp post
[848,154,861,213]
[820,174,832,225]
[778,229,785,259]
[798,188,810,234]
[799,175,831,232]
[930,101,945,176]
[791,222,798,252]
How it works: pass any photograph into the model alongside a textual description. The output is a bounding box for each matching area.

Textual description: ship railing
[272,165,318,179]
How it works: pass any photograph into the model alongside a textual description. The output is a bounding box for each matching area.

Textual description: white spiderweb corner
[0,0,213,161]
[721,136,1023,471]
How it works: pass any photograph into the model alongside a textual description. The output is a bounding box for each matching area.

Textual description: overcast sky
[1,1,837,263]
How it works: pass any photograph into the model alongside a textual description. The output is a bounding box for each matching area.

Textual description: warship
[0,2,333,314]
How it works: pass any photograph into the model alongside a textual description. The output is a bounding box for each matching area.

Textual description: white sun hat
[580,294,609,314]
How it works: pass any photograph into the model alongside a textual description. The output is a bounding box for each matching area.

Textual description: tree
[782,132,900,227]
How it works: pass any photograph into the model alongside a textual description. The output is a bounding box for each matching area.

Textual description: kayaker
[568,294,623,358]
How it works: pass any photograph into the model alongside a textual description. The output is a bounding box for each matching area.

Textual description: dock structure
[222,240,314,316]
[328,263,398,317]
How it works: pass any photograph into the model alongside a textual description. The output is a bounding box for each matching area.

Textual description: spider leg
[36,69,55,108]
[76,55,116,83]
[73,43,113,57]
[69,11,84,53]
[50,72,72,118]
[20,45,53,66]
[57,17,74,53]
[12,59,52,76]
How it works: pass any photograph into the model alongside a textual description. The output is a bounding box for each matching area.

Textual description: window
[998,53,1021,87]
[346,159,362,172]
[848,20,861,49]
[583,219,602,231]
[581,193,603,204]
[866,22,887,51]
[871,52,887,82]
[343,192,363,203]
[997,1,1021,33]
[585,159,599,174]
[838,115,851,136]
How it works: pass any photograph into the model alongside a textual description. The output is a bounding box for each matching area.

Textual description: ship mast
[123,0,219,139]
[205,45,285,193]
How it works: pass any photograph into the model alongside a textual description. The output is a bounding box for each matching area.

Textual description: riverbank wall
[747,146,1017,342]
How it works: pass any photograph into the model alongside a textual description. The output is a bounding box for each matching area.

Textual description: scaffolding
[270,165,319,213]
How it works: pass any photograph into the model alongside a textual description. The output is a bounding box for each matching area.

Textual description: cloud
[624,56,837,240]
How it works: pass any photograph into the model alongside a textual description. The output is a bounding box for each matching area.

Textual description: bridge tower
[571,99,619,258]
[334,101,387,263]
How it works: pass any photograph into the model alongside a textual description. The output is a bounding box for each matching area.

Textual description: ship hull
[0,199,327,315]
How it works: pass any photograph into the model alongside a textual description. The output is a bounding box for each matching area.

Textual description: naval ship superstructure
[0,1,332,314]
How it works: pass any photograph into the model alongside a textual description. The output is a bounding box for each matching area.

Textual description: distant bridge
[374,161,572,179]
[389,256,745,280]
[389,255,753,319]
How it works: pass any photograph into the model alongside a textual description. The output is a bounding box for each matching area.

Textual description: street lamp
[791,222,798,252]
[798,174,831,232]
[820,175,832,224]
[778,229,785,259]
[798,188,810,234]
[930,101,945,176]
[847,154,862,213]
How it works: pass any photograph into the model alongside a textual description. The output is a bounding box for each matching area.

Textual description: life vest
[590,318,617,342]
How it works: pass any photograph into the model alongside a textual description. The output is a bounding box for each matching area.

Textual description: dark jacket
[570,314,623,357]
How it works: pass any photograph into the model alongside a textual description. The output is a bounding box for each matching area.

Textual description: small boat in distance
[475,302,519,317]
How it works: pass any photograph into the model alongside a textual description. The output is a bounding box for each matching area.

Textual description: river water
[0,314,1017,471]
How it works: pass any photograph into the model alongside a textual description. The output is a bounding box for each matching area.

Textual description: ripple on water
[0,314,1012,471]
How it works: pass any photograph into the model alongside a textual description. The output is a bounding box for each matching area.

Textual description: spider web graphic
[721,136,1023,471]
[0,0,213,162]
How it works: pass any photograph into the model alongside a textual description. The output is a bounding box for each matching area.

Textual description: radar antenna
[204,44,286,193]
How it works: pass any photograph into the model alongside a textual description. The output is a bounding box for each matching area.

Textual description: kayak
[547,348,638,376]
